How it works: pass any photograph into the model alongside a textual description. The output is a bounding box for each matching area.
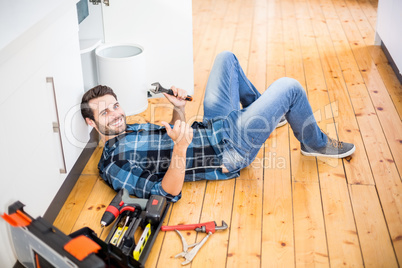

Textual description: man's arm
[101,159,181,202]
[160,120,193,196]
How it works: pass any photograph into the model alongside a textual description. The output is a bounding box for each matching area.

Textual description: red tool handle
[161,221,216,233]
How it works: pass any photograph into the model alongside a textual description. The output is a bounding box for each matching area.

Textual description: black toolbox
[2,200,169,268]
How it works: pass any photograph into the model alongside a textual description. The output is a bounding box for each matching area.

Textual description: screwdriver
[117,215,130,247]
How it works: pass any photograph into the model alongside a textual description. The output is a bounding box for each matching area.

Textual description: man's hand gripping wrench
[150,82,193,101]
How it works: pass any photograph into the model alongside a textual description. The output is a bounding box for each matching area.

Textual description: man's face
[87,94,127,138]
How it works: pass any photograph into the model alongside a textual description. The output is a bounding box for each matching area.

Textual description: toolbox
[2,198,169,268]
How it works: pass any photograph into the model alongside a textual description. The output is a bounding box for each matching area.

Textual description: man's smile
[109,116,124,127]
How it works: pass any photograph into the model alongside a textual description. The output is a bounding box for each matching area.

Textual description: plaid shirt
[98,120,239,202]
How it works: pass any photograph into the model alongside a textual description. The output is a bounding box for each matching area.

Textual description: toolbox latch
[1,210,32,227]
[64,235,101,261]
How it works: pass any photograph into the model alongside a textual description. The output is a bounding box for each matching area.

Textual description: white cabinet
[375,0,402,76]
[0,1,87,266]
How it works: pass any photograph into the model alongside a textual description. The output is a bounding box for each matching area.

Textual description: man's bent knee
[215,51,237,64]
[271,77,305,97]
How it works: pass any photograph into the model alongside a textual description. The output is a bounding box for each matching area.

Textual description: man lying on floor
[80,51,355,202]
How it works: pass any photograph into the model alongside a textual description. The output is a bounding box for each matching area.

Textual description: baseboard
[42,129,100,223]
[380,41,402,85]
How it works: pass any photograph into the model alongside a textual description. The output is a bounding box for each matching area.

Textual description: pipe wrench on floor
[162,221,228,265]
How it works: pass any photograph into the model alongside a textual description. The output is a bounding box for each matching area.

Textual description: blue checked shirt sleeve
[101,160,182,202]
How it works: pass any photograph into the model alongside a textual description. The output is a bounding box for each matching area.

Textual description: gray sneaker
[276,116,288,128]
[300,136,356,158]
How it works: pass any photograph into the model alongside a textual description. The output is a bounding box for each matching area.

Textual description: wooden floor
[54,0,402,267]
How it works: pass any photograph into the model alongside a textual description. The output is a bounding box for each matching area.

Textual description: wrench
[150,82,193,101]
[162,220,228,234]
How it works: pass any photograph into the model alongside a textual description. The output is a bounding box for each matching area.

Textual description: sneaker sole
[300,145,356,159]
[276,119,288,128]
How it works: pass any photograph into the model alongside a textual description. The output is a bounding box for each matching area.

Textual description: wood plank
[262,126,294,268]
[292,5,335,265]
[81,146,103,175]
[306,0,374,185]
[232,0,254,69]
[344,0,376,44]
[294,1,364,266]
[281,0,319,185]
[227,0,266,266]
[197,0,244,118]
[247,0,267,92]
[213,0,243,54]
[293,181,329,267]
[190,0,231,121]
[281,3,327,265]
[53,174,98,234]
[350,185,399,267]
[156,181,206,267]
[192,0,216,59]
[262,1,295,265]
[368,45,402,119]
[356,0,378,30]
[70,179,117,240]
[319,171,364,267]
[333,0,402,176]
[227,177,263,267]
[191,180,235,268]
[191,0,242,266]
[266,0,286,86]
[323,1,402,263]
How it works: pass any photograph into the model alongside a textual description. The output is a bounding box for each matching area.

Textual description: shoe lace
[321,129,343,148]
[328,136,343,148]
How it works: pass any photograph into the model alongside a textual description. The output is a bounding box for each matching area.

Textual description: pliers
[174,229,213,265]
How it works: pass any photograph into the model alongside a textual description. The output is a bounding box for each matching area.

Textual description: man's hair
[81,85,117,121]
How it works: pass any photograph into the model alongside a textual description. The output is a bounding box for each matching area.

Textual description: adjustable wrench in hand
[150,82,193,101]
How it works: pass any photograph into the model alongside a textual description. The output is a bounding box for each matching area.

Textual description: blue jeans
[203,51,327,172]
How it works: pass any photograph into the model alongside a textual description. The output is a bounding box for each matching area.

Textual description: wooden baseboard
[381,41,402,84]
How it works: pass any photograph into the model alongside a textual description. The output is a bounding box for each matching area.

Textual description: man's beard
[97,115,127,136]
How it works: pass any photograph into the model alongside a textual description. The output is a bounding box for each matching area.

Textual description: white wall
[375,0,402,76]
[0,0,64,51]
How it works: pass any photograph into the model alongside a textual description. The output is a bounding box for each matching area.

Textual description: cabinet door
[0,64,63,217]
[101,0,194,94]
[45,11,88,173]
[0,2,86,217]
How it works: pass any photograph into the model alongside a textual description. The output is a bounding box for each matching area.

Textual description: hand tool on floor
[174,230,213,265]
[150,82,193,101]
[161,220,228,233]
